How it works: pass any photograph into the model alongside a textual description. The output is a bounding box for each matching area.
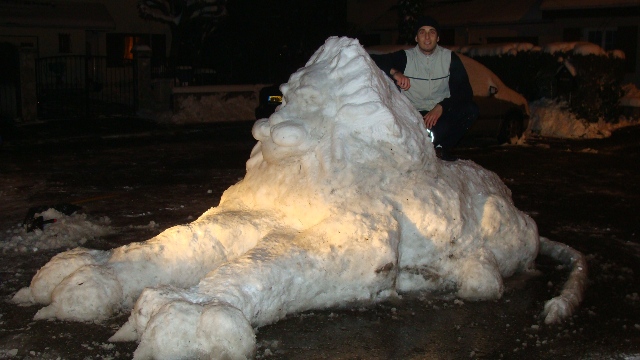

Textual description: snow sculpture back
[13,37,586,360]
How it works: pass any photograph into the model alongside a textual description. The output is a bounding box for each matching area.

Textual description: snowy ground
[1,119,639,359]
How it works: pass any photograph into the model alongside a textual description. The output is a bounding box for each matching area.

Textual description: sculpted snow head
[248,37,435,179]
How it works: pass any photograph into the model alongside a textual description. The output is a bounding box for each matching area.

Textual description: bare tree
[138,0,227,65]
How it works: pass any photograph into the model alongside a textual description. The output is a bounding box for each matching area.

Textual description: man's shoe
[435,147,458,161]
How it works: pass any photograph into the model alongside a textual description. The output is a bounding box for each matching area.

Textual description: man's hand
[423,104,443,128]
[392,71,410,90]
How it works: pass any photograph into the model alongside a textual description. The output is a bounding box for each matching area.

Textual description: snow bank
[1,208,113,253]
[170,85,262,124]
[528,99,640,139]
[620,83,640,108]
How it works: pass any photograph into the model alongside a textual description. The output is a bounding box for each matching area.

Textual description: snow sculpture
[13,37,587,359]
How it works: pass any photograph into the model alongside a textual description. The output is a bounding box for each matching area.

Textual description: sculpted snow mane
[12,37,587,359]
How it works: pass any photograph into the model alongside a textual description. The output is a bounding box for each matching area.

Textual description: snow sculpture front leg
[113,214,400,359]
[12,208,278,321]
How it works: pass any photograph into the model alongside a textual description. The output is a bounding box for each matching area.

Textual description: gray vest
[402,45,451,111]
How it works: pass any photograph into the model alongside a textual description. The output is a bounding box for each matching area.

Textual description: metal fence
[36,56,136,119]
[0,82,18,120]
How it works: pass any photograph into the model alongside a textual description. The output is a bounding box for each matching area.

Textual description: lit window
[124,35,141,60]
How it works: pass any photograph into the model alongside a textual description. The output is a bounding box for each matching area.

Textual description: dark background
[202,0,349,84]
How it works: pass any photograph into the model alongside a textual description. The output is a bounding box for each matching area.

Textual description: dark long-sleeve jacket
[371,46,474,115]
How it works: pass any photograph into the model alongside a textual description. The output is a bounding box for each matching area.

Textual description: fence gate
[36,56,136,119]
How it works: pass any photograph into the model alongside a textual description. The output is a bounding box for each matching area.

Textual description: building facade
[348,0,640,85]
[0,0,171,121]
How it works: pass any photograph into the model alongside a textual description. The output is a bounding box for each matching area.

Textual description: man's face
[415,26,439,55]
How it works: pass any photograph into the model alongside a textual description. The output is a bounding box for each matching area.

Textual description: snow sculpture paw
[34,264,122,321]
[132,301,255,360]
[455,255,504,301]
[111,286,255,359]
[16,36,586,357]
[12,248,108,306]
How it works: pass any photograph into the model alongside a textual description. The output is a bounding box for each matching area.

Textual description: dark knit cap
[415,16,440,35]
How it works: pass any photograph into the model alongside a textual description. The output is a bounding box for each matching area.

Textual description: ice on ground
[13,37,586,359]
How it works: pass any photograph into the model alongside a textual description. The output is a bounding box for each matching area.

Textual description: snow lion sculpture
[13,37,587,359]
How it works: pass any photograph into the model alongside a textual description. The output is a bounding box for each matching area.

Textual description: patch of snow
[453,41,614,58]
[452,42,537,57]
[620,83,640,108]
[528,99,640,139]
[0,349,19,357]
[0,209,113,253]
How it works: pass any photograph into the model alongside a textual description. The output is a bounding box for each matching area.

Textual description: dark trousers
[420,102,479,149]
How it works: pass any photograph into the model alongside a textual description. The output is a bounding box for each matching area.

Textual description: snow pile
[1,208,113,253]
[620,83,640,108]
[14,37,586,359]
[171,92,258,124]
[528,99,640,139]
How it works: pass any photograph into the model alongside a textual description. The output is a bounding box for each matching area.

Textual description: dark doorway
[0,42,20,120]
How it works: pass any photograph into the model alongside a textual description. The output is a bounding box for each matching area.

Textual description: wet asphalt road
[0,120,639,359]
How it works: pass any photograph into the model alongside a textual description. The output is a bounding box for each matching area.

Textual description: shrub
[466,47,626,123]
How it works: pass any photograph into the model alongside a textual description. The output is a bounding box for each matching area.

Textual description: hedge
[466,49,626,123]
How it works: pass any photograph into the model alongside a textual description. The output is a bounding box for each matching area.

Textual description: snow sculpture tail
[538,237,588,324]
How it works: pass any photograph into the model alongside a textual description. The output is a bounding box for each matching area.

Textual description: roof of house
[351,0,544,30]
[427,0,542,27]
[540,0,640,10]
[0,1,115,30]
[349,0,639,31]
